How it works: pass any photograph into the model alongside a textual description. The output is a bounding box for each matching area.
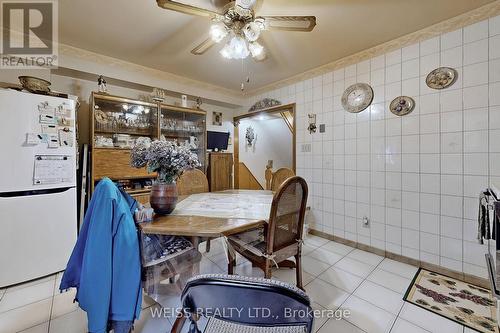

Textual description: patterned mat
[404,268,498,333]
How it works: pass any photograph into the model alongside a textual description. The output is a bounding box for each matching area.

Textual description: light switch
[301,144,311,152]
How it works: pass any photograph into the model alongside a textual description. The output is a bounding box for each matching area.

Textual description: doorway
[233,103,296,190]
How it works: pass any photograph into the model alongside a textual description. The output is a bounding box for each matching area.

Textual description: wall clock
[342,83,374,113]
[426,67,457,90]
[389,96,415,116]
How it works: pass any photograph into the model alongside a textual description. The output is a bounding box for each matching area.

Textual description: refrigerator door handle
[0,186,75,198]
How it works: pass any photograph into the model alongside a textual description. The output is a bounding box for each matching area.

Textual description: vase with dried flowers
[131,139,200,214]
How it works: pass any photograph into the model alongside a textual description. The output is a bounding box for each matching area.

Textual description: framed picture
[213,112,222,126]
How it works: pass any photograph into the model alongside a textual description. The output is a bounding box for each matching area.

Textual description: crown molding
[57,43,246,106]
[246,1,500,97]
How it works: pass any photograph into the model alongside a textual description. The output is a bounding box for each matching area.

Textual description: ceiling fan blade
[156,0,220,17]
[261,16,316,32]
[191,37,216,55]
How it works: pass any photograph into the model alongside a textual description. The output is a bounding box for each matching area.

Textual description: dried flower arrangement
[131,139,200,184]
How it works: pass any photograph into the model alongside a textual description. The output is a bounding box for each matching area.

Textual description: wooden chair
[265,166,295,191]
[177,168,209,195]
[227,176,308,290]
[177,168,212,252]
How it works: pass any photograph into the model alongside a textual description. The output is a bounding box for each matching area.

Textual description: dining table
[138,189,275,302]
[139,189,274,248]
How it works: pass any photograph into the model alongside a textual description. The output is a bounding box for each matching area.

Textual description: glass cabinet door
[93,95,158,148]
[160,106,206,171]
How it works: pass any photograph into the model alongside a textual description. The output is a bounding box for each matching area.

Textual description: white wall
[239,117,293,186]
[246,16,500,279]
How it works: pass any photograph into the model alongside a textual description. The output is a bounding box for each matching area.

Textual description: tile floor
[0,235,486,333]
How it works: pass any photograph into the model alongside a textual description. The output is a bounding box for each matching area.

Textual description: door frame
[233,103,296,189]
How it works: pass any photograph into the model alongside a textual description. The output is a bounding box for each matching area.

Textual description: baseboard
[308,229,490,290]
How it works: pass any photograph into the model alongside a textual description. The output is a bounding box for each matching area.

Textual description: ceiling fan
[156,0,316,61]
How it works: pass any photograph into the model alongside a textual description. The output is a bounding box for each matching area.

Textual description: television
[207,131,229,151]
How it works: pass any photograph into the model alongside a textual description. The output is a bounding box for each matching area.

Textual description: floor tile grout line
[315,243,355,257]
[0,289,5,303]
[308,277,367,332]
[310,243,467,332]
[4,276,57,295]
[14,320,51,333]
[47,278,56,333]
[339,257,390,305]
[333,258,405,332]
[0,294,55,316]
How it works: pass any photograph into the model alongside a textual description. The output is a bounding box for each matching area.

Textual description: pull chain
[240,59,250,93]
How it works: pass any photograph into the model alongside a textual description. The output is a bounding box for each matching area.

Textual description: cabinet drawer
[93,148,151,180]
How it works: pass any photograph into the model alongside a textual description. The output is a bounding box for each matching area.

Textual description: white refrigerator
[0,89,77,288]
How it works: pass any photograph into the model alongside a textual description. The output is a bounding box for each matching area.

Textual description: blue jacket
[60,178,142,333]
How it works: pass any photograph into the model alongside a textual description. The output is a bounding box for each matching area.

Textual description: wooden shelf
[95,175,154,181]
[126,188,151,195]
[94,147,131,150]
[95,129,155,136]
[161,133,192,139]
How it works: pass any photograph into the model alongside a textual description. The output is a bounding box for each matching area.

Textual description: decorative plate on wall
[389,96,415,116]
[341,83,374,113]
[426,67,457,90]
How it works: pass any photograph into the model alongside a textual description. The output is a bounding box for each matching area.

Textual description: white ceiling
[59,0,494,93]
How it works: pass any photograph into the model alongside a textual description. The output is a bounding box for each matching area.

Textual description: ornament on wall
[213,112,223,126]
[249,98,281,112]
[341,83,374,113]
[426,67,457,90]
[181,95,188,107]
[245,126,256,146]
[97,75,108,94]
[307,114,317,134]
[389,96,415,116]
[195,97,203,109]
[151,88,166,102]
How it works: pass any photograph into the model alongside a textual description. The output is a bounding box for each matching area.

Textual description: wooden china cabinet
[90,92,206,204]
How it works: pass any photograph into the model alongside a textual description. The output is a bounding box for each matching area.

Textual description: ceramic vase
[150,183,178,215]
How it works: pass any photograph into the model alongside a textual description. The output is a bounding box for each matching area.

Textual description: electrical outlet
[319,124,325,133]
[301,144,311,152]
[362,216,369,227]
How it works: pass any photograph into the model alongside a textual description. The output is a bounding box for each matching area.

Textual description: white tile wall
[249,16,500,279]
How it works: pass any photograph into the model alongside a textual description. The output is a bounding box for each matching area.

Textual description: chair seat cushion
[204,317,307,333]
[227,227,267,257]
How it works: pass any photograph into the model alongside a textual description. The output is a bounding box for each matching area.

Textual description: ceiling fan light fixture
[249,41,264,58]
[219,43,232,59]
[254,17,267,31]
[229,35,250,59]
[210,22,228,43]
[235,0,256,9]
[243,21,261,42]
[220,35,250,59]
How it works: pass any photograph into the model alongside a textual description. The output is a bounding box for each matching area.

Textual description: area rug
[404,268,498,333]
